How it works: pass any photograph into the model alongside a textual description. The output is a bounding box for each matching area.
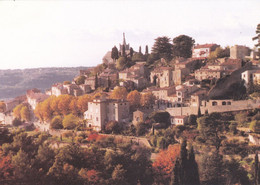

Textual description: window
[96,117,99,121]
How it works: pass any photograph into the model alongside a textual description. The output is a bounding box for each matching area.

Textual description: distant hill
[0,67,89,100]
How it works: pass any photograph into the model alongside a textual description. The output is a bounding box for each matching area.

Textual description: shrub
[50,116,63,129]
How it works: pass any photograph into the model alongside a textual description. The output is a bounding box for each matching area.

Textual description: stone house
[119,62,148,89]
[230,45,250,60]
[85,76,97,90]
[150,67,174,88]
[4,95,26,113]
[241,67,260,87]
[98,68,118,88]
[51,83,68,96]
[175,84,199,103]
[192,44,219,59]
[84,95,130,131]
[195,68,226,81]
[26,89,49,110]
[132,109,152,126]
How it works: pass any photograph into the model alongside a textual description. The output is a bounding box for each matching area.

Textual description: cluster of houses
[1,34,260,133]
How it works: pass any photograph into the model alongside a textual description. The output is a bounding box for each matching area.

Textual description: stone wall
[166,99,260,116]
[0,113,14,125]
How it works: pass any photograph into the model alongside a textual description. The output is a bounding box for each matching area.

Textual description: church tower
[119,33,130,55]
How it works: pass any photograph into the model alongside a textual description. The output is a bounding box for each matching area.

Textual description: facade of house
[26,89,49,110]
[170,115,188,125]
[98,68,118,88]
[192,44,219,58]
[150,67,174,88]
[132,109,151,126]
[84,95,130,131]
[119,62,148,89]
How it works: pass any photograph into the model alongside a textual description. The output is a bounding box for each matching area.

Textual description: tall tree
[139,46,142,54]
[255,153,259,185]
[151,36,173,61]
[252,23,260,57]
[129,47,134,57]
[186,146,200,185]
[111,46,119,62]
[145,45,149,55]
[172,35,195,58]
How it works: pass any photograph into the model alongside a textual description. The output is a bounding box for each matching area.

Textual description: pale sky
[0,0,259,69]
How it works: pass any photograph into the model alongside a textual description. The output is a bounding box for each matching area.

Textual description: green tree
[12,149,34,181]
[62,114,79,129]
[20,106,30,122]
[145,45,149,55]
[172,35,195,58]
[151,36,173,61]
[200,153,225,185]
[253,23,260,57]
[116,57,126,70]
[234,112,248,126]
[50,116,63,129]
[75,75,86,85]
[197,113,226,152]
[111,46,119,61]
[139,46,142,54]
[129,47,134,57]
[112,164,127,185]
[105,121,122,134]
[249,120,260,133]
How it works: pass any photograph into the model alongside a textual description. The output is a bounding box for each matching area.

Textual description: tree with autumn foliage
[20,106,30,122]
[0,101,6,113]
[153,144,181,184]
[77,94,92,114]
[110,86,128,100]
[127,90,141,110]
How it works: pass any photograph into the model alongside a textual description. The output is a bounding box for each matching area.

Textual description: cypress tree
[145,45,149,55]
[171,158,180,185]
[255,152,259,185]
[186,146,200,185]
[139,46,142,54]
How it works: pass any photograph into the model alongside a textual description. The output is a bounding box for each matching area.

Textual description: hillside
[0,67,88,100]
[208,62,253,100]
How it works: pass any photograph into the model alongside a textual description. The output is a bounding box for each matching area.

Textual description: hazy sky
[0,0,259,69]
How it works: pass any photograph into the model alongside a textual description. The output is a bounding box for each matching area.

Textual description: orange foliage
[152,144,181,181]
[86,169,100,183]
[0,151,13,180]
[87,133,107,142]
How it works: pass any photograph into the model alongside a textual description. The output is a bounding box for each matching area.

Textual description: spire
[123,32,126,46]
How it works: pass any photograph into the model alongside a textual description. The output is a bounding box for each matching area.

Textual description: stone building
[132,109,152,126]
[230,45,250,60]
[119,62,148,89]
[98,68,118,88]
[192,44,219,59]
[26,89,49,110]
[84,95,130,131]
[150,67,174,88]
[119,33,130,56]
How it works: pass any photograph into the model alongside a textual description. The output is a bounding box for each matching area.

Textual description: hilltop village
[0,33,260,185]
[1,34,259,132]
